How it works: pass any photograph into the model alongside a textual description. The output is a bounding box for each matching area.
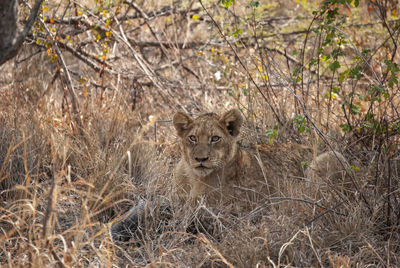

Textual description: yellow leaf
[77,10,82,15]
[192,15,200,21]
[106,31,111,37]
[43,7,49,12]
[262,74,269,81]
[326,92,336,99]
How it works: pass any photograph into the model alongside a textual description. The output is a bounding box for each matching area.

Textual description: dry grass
[1,0,400,267]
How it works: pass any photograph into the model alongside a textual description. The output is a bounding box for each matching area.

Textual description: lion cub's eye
[210,136,221,143]
[188,135,197,143]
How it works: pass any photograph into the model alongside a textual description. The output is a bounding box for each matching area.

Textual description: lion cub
[173,109,310,209]
[111,109,351,241]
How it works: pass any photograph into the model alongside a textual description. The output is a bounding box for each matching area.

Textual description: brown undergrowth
[1,86,398,266]
[1,0,400,267]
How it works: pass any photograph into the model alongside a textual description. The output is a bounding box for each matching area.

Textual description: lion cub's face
[173,109,243,177]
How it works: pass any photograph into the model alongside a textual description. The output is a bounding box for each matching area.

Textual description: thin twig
[199,0,283,126]
[38,17,85,137]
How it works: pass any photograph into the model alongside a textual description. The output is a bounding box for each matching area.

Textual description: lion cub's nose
[195,157,209,163]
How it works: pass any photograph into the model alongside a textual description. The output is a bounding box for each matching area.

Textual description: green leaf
[349,65,362,80]
[329,60,340,72]
[388,76,398,88]
[221,0,235,8]
[247,1,259,8]
[361,49,371,56]
[232,28,242,37]
[351,104,361,115]
[266,129,275,136]
[332,86,340,93]
[292,66,301,76]
[340,123,351,132]
[331,48,342,58]
[321,55,330,62]
[266,128,277,145]
[338,71,347,83]
[312,28,320,34]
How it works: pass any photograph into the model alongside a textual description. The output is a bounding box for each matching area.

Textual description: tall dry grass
[1,0,399,267]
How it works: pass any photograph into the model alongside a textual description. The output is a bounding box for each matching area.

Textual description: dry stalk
[197,233,235,268]
[43,172,60,247]
[366,241,387,267]
[0,139,24,181]
[303,226,322,267]
[127,150,132,180]
[277,229,301,267]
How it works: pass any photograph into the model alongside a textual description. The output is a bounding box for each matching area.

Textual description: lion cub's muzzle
[194,156,212,169]
[190,149,214,175]
[191,145,212,167]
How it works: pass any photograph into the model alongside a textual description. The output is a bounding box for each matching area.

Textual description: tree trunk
[0,0,41,66]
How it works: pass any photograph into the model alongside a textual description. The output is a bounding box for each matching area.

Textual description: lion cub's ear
[173,112,193,138]
[219,109,243,137]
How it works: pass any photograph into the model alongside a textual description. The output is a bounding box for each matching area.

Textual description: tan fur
[172,109,311,209]
[173,109,351,210]
[306,151,348,183]
[305,150,353,195]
